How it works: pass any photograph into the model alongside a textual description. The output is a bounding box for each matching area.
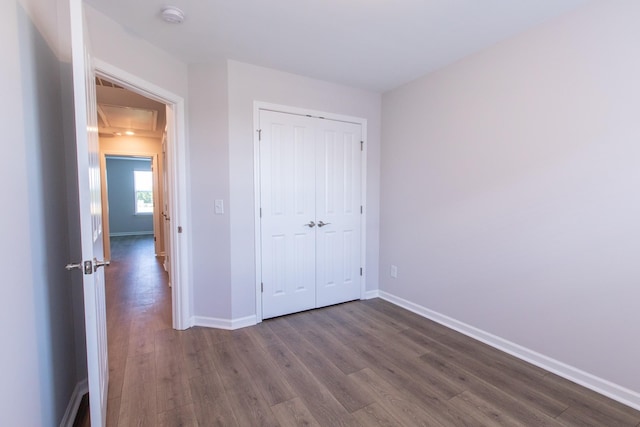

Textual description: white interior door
[315,121,362,307]
[260,111,317,319]
[150,156,162,256]
[70,0,109,425]
[162,134,172,282]
[259,110,362,319]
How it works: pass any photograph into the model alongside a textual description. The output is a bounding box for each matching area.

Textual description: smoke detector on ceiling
[160,7,185,24]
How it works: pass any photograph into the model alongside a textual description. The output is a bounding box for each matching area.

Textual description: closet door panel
[260,111,317,319]
[316,121,362,308]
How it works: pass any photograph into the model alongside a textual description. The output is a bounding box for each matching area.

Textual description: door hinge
[360,140,364,151]
[360,205,363,214]
[261,282,264,292]
[257,129,262,141]
[260,207,262,218]
[178,226,183,233]
[360,267,363,276]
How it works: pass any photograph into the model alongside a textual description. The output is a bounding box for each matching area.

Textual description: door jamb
[94,59,192,330]
[253,101,368,323]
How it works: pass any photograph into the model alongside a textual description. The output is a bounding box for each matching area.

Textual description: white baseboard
[377,290,640,412]
[191,314,257,330]
[60,379,88,427]
[364,289,379,300]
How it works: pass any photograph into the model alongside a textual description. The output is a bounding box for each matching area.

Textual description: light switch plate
[390,265,398,278]
[214,199,224,214]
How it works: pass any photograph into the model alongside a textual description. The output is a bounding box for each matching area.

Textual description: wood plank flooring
[104,236,640,426]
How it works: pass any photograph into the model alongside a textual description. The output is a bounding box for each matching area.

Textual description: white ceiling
[96,82,166,138]
[84,0,589,92]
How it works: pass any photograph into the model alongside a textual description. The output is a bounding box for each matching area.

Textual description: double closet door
[259,110,363,319]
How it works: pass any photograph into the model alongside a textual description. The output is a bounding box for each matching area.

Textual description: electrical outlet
[390,265,398,278]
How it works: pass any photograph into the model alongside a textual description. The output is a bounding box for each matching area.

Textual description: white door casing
[258,108,364,319]
[93,59,190,330]
[70,0,109,425]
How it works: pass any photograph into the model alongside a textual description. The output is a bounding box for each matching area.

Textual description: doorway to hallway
[94,60,191,330]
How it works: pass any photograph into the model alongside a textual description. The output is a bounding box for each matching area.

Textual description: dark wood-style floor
[98,235,640,426]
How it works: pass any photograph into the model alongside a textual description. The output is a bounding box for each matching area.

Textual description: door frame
[100,153,161,260]
[94,59,192,330]
[253,101,368,322]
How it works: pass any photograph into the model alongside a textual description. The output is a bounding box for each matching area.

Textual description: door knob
[317,221,331,227]
[65,260,94,275]
[93,258,111,272]
[305,221,316,228]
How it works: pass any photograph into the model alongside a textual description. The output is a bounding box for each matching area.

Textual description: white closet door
[315,120,362,308]
[260,111,317,319]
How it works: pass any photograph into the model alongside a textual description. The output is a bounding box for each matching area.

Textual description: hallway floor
[105,235,172,426]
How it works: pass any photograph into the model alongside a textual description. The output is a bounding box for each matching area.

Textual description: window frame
[133,169,154,215]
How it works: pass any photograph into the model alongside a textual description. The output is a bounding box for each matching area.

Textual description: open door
[69,0,109,425]
[162,131,172,282]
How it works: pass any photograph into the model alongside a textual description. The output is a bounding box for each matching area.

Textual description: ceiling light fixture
[160,6,185,24]
[125,130,135,136]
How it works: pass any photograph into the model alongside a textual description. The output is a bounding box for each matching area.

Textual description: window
[134,170,153,214]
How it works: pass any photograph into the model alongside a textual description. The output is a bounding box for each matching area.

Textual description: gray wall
[106,157,154,235]
[380,0,640,400]
[188,62,232,319]
[0,0,82,425]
